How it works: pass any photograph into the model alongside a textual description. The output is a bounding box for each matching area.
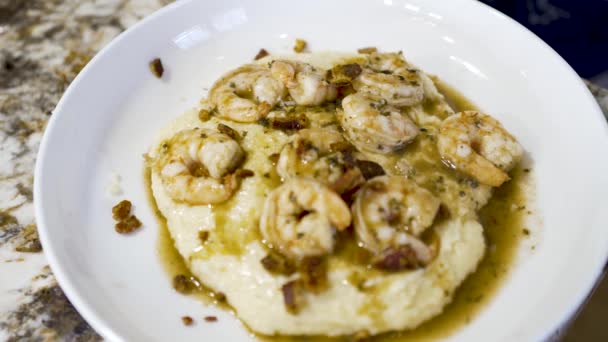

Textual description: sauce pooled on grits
[145,50,534,339]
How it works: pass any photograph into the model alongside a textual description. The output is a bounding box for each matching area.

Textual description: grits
[147,52,521,337]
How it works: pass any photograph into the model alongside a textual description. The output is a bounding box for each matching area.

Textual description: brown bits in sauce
[213,291,226,302]
[327,141,349,154]
[149,58,164,78]
[281,280,305,314]
[357,47,378,54]
[204,316,218,322]
[268,153,280,164]
[355,160,385,180]
[373,245,425,271]
[261,251,296,275]
[198,230,210,243]
[181,316,194,326]
[300,256,328,293]
[293,39,307,53]
[112,200,142,234]
[327,63,363,84]
[217,123,241,140]
[112,200,131,220]
[254,48,269,60]
[173,274,192,293]
[235,169,255,178]
[173,274,200,294]
[187,161,210,178]
[383,198,402,225]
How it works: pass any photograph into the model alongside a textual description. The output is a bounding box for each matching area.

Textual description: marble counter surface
[0,0,606,341]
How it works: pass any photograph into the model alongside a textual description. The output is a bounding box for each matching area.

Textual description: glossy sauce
[149,78,531,341]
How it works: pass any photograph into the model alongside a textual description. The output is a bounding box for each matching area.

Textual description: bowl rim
[33,0,608,340]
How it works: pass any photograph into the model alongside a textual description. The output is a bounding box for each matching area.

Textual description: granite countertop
[0,1,607,341]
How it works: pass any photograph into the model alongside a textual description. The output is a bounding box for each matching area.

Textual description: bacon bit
[112,200,132,220]
[330,168,364,195]
[373,245,425,271]
[149,58,164,78]
[198,108,212,122]
[112,199,142,234]
[115,215,142,234]
[261,251,296,275]
[254,48,269,60]
[181,316,194,326]
[355,160,385,180]
[260,115,309,131]
[357,47,378,54]
[327,63,362,84]
[275,115,309,130]
[282,280,305,314]
[293,39,307,53]
[198,230,209,243]
[235,169,255,178]
[204,316,218,322]
[268,153,280,164]
[300,256,328,293]
[217,123,241,140]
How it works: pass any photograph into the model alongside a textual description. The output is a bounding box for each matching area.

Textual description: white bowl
[34,0,608,340]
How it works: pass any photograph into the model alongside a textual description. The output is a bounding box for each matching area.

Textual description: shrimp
[270,60,337,106]
[338,92,420,154]
[276,128,364,193]
[437,111,523,187]
[155,128,245,204]
[260,178,351,259]
[352,176,440,266]
[209,64,286,122]
[352,52,424,106]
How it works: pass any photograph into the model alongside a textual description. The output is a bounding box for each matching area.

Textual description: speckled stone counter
[0,1,606,341]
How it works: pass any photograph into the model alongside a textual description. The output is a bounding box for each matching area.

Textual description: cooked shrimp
[352,52,424,106]
[338,92,419,154]
[276,128,364,193]
[270,60,337,106]
[155,128,245,204]
[260,178,351,259]
[209,64,286,122]
[437,111,523,187]
[352,176,440,264]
